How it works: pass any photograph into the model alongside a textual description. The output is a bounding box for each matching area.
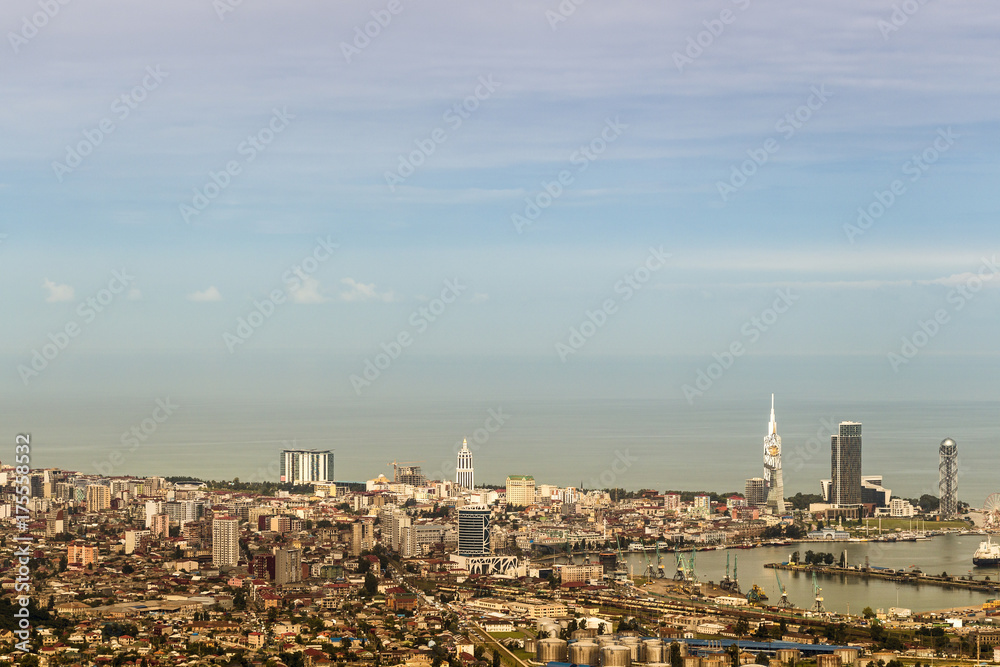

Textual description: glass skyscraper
[831,421,862,506]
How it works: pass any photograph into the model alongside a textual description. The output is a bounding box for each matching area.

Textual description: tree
[492,651,501,667]
[823,552,835,566]
[734,618,750,639]
[790,551,800,564]
[669,642,682,667]
[863,607,876,620]
[474,646,486,661]
[121,563,134,575]
[839,551,847,568]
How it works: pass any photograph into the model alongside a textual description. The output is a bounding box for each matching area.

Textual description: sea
[8,396,998,505]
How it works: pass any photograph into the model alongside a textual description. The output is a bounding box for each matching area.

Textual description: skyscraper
[763,394,786,513]
[831,421,862,506]
[274,547,302,584]
[458,505,491,556]
[212,516,240,568]
[456,438,474,490]
[280,449,333,484]
[745,477,766,507]
[86,484,111,512]
[939,438,958,518]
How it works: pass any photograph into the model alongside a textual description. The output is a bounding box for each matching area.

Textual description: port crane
[655,542,666,578]
[811,572,825,613]
[720,552,740,593]
[775,571,793,608]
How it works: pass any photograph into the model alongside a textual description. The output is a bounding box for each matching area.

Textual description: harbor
[557,534,1000,614]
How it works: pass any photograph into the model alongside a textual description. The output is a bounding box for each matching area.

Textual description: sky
[1,1,999,485]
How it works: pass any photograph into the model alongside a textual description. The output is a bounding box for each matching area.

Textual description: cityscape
[3,395,1000,667]
[4,1,1000,667]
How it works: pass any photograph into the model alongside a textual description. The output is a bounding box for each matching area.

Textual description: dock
[766,562,1000,593]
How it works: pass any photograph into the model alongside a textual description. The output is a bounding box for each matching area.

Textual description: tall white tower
[763,394,786,514]
[456,438,474,490]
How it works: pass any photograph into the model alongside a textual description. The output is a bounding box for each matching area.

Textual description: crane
[655,542,666,578]
[811,572,825,613]
[775,571,792,608]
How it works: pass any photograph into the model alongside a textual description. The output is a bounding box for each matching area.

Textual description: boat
[974,535,1000,567]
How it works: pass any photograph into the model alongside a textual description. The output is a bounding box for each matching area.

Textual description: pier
[766,562,1000,593]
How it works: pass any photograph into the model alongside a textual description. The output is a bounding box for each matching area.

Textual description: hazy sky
[3,1,999,414]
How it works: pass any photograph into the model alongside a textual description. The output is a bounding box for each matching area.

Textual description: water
[13,396,1000,505]
[606,534,998,614]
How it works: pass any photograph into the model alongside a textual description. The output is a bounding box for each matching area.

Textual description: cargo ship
[973,535,1000,567]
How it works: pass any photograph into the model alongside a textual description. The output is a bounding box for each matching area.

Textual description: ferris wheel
[983,493,1000,529]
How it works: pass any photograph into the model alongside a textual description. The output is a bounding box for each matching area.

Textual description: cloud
[188,286,222,302]
[339,278,396,303]
[43,279,74,303]
[290,276,328,304]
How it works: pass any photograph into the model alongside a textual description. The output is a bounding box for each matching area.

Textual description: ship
[973,535,1000,567]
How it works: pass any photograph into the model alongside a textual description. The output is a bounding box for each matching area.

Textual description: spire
[767,393,777,436]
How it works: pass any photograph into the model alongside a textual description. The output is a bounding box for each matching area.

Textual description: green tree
[492,651,501,667]
[863,607,876,620]
[669,643,682,667]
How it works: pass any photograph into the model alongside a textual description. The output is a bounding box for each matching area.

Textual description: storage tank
[682,656,702,667]
[833,649,859,665]
[539,622,561,639]
[601,645,632,667]
[574,629,599,640]
[775,649,800,665]
[701,656,726,667]
[570,640,600,667]
[598,635,619,648]
[621,636,641,662]
[816,655,841,667]
[643,639,664,663]
[523,638,537,655]
[537,638,568,663]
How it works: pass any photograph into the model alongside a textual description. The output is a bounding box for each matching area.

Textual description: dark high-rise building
[939,438,959,518]
[744,477,766,507]
[831,421,862,506]
[457,505,491,556]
